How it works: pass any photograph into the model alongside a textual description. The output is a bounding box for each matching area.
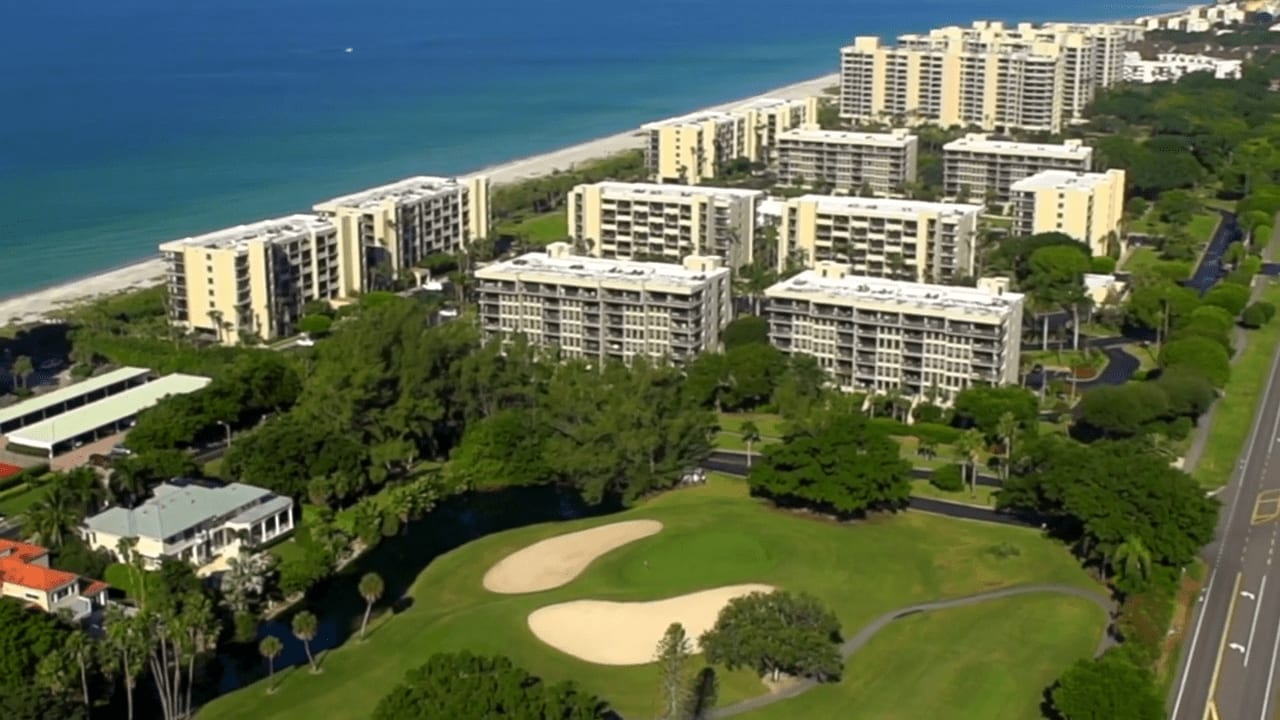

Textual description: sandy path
[483,519,663,594]
[527,583,775,665]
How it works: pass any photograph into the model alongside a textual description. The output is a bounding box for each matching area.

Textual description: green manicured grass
[1194,282,1280,487]
[1122,246,1162,273]
[497,211,569,246]
[1187,212,1219,243]
[203,458,224,479]
[741,593,1105,720]
[1121,343,1159,374]
[715,412,787,451]
[0,483,48,517]
[909,478,997,507]
[1023,348,1108,372]
[198,474,1097,720]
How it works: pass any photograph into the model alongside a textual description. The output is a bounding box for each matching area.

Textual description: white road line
[1262,608,1280,720]
[1245,576,1267,667]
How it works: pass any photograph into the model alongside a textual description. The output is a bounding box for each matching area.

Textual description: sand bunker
[483,519,663,594]
[527,584,776,665]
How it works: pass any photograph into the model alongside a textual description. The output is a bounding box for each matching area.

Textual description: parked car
[109,444,132,458]
[296,334,316,348]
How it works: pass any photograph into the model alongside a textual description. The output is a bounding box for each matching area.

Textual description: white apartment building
[82,479,295,569]
[1010,169,1126,256]
[943,133,1094,203]
[765,264,1024,402]
[476,242,731,365]
[1136,3,1248,32]
[779,195,982,283]
[159,214,355,343]
[567,181,762,269]
[840,21,1135,132]
[1122,52,1244,83]
[313,175,491,288]
[776,127,919,195]
[643,97,816,184]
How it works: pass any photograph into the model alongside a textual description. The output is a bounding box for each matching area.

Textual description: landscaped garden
[196,474,1103,720]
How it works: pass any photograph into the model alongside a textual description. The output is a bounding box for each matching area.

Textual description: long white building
[475,242,731,365]
[1121,52,1244,83]
[943,134,1094,202]
[775,127,919,195]
[778,195,982,282]
[765,264,1024,403]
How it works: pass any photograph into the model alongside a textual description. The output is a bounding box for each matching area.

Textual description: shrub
[911,422,962,445]
[1090,256,1117,274]
[930,464,965,492]
[911,403,946,424]
[0,463,49,492]
[1241,301,1277,329]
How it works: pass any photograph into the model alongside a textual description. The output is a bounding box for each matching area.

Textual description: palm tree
[358,572,385,641]
[12,354,34,390]
[104,605,145,720]
[995,411,1018,482]
[208,310,224,343]
[1113,536,1153,588]
[739,421,761,467]
[65,629,94,709]
[291,610,320,673]
[22,485,80,547]
[259,635,284,694]
[954,429,984,498]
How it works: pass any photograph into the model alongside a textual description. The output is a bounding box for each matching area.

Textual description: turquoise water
[0,0,1173,295]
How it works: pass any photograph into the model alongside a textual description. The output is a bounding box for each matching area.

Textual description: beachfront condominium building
[476,242,731,365]
[313,175,491,288]
[778,195,982,282]
[1010,169,1126,256]
[1122,52,1244,83]
[776,127,919,195]
[643,97,817,184]
[839,21,1135,132]
[942,134,1093,203]
[159,214,357,343]
[567,182,762,269]
[764,263,1024,403]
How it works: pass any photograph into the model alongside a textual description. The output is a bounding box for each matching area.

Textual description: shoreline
[0,72,837,328]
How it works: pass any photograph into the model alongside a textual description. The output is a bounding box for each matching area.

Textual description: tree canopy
[699,590,843,682]
[1049,650,1164,720]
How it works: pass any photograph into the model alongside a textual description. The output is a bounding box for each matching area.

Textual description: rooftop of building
[778,126,916,147]
[766,266,1024,316]
[313,175,473,211]
[0,539,87,593]
[943,133,1091,159]
[477,244,728,288]
[641,109,739,129]
[158,214,335,252]
[732,96,807,112]
[792,194,984,217]
[83,478,286,542]
[0,539,48,564]
[1011,169,1123,192]
[581,181,764,200]
[0,366,150,427]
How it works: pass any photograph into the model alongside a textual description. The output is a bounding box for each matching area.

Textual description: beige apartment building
[568,181,762,269]
[1010,169,1126,256]
[765,263,1024,403]
[159,214,357,343]
[776,127,918,195]
[943,133,1093,202]
[476,242,731,365]
[313,175,490,287]
[839,21,1134,133]
[643,97,817,184]
[779,195,982,282]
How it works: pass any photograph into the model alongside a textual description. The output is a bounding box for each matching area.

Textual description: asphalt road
[1169,332,1280,720]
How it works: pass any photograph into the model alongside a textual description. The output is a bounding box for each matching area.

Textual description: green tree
[259,635,284,694]
[445,409,551,490]
[292,610,320,673]
[1241,301,1277,328]
[721,316,769,349]
[297,314,333,338]
[699,590,842,682]
[1049,650,1163,720]
[11,355,33,390]
[1203,283,1251,316]
[1155,367,1216,418]
[1113,536,1154,592]
[1162,336,1231,387]
[358,572,385,641]
[954,428,984,497]
[655,623,692,720]
[104,604,146,720]
[1077,384,1170,438]
[22,483,84,548]
[1024,245,1090,350]
[952,386,1038,436]
[739,420,761,467]
[64,630,94,710]
[995,411,1018,482]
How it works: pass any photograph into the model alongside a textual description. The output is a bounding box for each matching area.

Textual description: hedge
[0,463,49,492]
[867,418,962,444]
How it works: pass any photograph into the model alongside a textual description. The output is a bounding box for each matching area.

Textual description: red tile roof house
[0,539,109,620]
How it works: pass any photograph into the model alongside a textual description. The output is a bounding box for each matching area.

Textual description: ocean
[0,0,1175,296]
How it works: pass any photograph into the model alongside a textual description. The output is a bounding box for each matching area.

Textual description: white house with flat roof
[0,367,151,434]
[5,373,211,457]
[81,478,295,568]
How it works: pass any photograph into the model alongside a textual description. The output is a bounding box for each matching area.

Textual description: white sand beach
[0,73,838,329]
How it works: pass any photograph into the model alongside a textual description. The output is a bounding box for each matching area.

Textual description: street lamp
[216,421,231,448]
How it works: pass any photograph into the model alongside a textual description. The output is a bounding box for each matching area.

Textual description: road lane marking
[1207,572,1244,715]
[1246,576,1267,666]
[1262,598,1280,720]
[1252,490,1280,525]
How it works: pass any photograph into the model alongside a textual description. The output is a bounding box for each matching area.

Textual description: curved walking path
[708,584,1114,718]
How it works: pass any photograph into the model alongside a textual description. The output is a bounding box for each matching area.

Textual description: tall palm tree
[954,429,984,498]
[65,629,94,709]
[104,605,145,720]
[208,310,224,344]
[291,610,320,673]
[259,636,284,694]
[358,572,385,641]
[739,421,761,467]
[12,354,34,390]
[1113,536,1153,588]
[22,485,80,547]
[995,411,1018,482]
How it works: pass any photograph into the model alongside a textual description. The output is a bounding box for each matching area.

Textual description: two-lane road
[1171,335,1280,720]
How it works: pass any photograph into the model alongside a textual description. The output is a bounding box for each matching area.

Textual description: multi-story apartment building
[839,21,1135,132]
[779,195,982,282]
[567,181,762,269]
[764,263,1024,402]
[1010,169,1126,256]
[476,242,731,365]
[159,214,356,343]
[1122,52,1244,83]
[313,175,490,286]
[943,133,1093,202]
[643,97,816,184]
[776,127,919,195]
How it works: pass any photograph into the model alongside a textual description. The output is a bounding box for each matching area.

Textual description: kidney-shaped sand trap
[527,583,776,665]
[483,519,664,594]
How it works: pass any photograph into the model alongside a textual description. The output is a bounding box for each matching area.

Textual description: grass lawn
[741,593,1105,720]
[715,412,787,451]
[198,475,1098,720]
[1121,343,1159,374]
[203,458,224,479]
[497,211,569,246]
[0,483,48,517]
[1193,282,1280,488]
[909,478,997,507]
[1022,348,1108,373]
[1122,246,1162,273]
